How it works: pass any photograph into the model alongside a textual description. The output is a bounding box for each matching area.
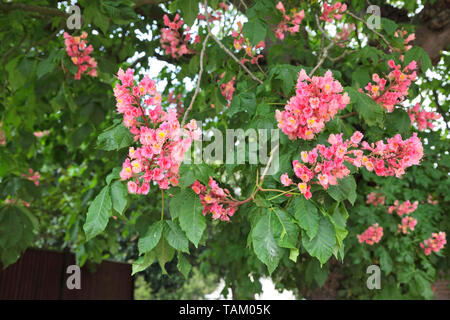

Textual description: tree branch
[0,3,69,17]
[204,1,263,85]
[181,33,211,126]
[346,11,395,51]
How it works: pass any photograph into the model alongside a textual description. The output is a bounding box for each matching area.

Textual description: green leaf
[404,46,432,73]
[83,186,112,240]
[177,253,192,278]
[110,181,128,215]
[330,203,349,248]
[97,124,134,151]
[251,210,284,274]
[165,220,189,253]
[242,19,267,45]
[381,18,398,36]
[36,57,55,79]
[85,2,110,34]
[302,215,336,265]
[289,248,299,262]
[269,64,300,96]
[379,248,393,275]
[155,236,175,274]
[345,87,385,127]
[413,273,434,299]
[173,189,206,247]
[0,206,36,268]
[289,196,320,240]
[385,108,411,136]
[327,176,357,205]
[178,0,200,26]
[138,220,165,255]
[239,92,257,115]
[132,251,156,275]
[272,208,299,249]
[178,164,196,189]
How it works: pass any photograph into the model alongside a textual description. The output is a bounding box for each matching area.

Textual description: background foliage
[0,0,448,299]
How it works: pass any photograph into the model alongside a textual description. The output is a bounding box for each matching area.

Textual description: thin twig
[181,33,210,126]
[328,49,354,62]
[205,1,263,85]
[309,41,334,78]
[346,11,394,51]
[259,144,279,185]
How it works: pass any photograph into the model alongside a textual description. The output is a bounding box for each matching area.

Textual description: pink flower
[320,1,346,23]
[22,168,41,186]
[276,70,350,140]
[231,22,265,65]
[191,177,239,221]
[350,131,364,144]
[363,60,417,112]
[357,223,383,245]
[366,192,385,206]
[408,103,441,131]
[420,232,446,255]
[114,68,201,194]
[388,200,418,216]
[287,132,423,197]
[275,4,305,40]
[280,173,293,186]
[127,181,138,194]
[398,216,417,234]
[160,14,197,59]
[63,32,97,80]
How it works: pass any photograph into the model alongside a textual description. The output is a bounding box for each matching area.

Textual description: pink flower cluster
[363,60,417,112]
[336,23,355,45]
[420,232,447,256]
[33,130,50,138]
[232,22,265,65]
[276,69,350,140]
[388,200,419,216]
[357,223,383,245]
[408,103,441,131]
[218,72,236,106]
[0,123,5,146]
[427,194,438,205]
[168,91,184,118]
[366,191,385,206]
[198,2,229,22]
[397,216,418,234]
[63,31,97,80]
[394,28,415,60]
[360,132,423,178]
[114,68,201,192]
[280,131,423,199]
[22,168,41,186]
[274,2,305,40]
[191,177,238,221]
[5,198,30,207]
[160,14,200,59]
[320,1,347,23]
